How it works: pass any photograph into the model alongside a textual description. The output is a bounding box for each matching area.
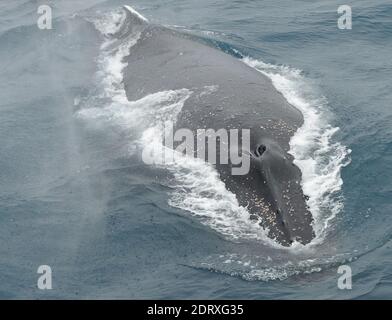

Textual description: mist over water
[0,0,391,299]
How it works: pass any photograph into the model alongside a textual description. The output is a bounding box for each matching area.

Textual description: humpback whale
[121,6,315,246]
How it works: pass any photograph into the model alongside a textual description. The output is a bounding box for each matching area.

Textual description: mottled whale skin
[121,6,315,246]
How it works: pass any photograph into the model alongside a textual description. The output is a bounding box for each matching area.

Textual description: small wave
[192,251,356,281]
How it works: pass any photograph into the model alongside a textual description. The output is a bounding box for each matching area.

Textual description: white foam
[243,57,351,246]
[78,8,143,123]
[91,9,126,37]
[166,150,277,246]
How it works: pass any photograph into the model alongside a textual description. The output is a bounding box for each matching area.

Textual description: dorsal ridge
[123,5,149,25]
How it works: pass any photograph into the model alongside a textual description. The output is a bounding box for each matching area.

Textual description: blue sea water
[0,0,391,299]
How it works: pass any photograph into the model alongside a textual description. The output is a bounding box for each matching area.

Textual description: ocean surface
[0,0,391,299]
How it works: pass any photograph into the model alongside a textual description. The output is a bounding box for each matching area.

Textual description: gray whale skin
[121,6,315,246]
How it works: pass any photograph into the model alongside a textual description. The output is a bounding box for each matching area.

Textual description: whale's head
[250,138,315,246]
